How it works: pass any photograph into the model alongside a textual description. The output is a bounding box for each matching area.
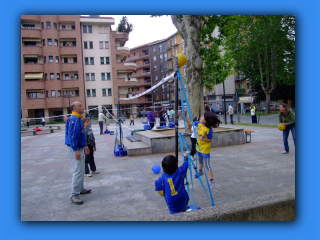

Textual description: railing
[127,52,149,61]
[116,31,128,35]
[136,61,150,67]
[27,96,45,99]
[117,46,130,51]
[21,27,41,30]
[63,94,79,97]
[234,75,244,80]
[167,45,173,49]
[236,88,245,94]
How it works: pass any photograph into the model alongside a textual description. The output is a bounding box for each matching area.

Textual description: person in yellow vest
[130,114,134,126]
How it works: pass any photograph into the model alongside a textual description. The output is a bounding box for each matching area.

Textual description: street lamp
[223,81,227,124]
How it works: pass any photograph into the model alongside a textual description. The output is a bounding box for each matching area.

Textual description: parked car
[262,104,279,111]
[215,108,224,115]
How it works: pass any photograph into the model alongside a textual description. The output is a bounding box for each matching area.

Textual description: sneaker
[198,171,204,176]
[85,174,92,177]
[80,189,91,194]
[281,151,289,154]
[91,171,100,174]
[210,181,216,189]
[70,195,83,205]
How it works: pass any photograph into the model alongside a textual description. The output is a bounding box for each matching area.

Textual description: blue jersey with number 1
[155,160,189,214]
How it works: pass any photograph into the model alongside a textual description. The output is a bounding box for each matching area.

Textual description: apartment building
[21,15,85,122]
[123,42,155,116]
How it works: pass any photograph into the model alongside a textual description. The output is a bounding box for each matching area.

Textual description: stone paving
[21,119,295,221]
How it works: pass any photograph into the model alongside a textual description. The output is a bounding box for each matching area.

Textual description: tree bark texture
[171,15,204,120]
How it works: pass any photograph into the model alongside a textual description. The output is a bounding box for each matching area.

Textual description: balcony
[136,79,152,86]
[62,79,80,89]
[115,62,136,72]
[60,63,79,72]
[117,46,130,56]
[59,45,78,56]
[127,52,149,61]
[115,31,129,41]
[22,46,42,55]
[119,94,139,104]
[117,78,139,87]
[26,98,46,109]
[167,44,173,49]
[136,61,150,69]
[21,15,40,21]
[24,80,45,89]
[130,71,151,78]
[23,63,44,72]
[235,75,244,81]
[58,30,78,39]
[236,88,246,94]
[21,28,41,38]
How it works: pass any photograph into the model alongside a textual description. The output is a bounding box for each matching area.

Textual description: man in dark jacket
[65,101,91,205]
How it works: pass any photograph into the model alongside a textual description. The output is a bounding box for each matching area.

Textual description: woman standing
[279,103,295,154]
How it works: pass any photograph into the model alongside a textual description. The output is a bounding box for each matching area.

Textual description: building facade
[21,15,85,123]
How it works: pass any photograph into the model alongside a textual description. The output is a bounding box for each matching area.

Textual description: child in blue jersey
[155,153,189,214]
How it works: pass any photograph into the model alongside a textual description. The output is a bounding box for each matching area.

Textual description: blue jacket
[155,157,189,214]
[65,112,86,151]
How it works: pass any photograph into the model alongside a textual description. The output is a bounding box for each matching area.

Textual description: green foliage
[201,16,235,89]
[220,15,295,88]
[116,16,134,34]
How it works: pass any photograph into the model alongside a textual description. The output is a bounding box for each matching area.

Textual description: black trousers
[85,145,96,174]
[99,121,103,134]
[130,120,134,125]
[150,122,154,129]
[190,137,197,157]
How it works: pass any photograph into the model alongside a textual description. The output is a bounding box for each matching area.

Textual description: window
[71,25,75,30]
[84,42,93,49]
[88,26,92,33]
[87,89,91,97]
[41,22,44,29]
[136,87,139,91]
[86,73,90,81]
[154,66,157,70]
[56,56,59,63]
[154,75,158,80]
[108,89,112,96]
[163,44,167,51]
[89,42,93,49]
[50,73,54,80]
[105,42,109,49]
[91,73,95,81]
[98,26,109,34]
[153,56,156,61]
[57,73,60,80]
[46,91,49,97]
[51,90,55,97]
[153,47,156,52]
[83,25,87,33]
[53,23,57,29]
[49,56,53,63]
[160,65,163,72]
[62,25,66,30]
[164,53,167,61]
[85,57,94,65]
[48,39,52,46]
[90,57,94,65]
[99,42,103,49]
[73,58,77,63]
[102,89,106,97]
[84,42,88,49]
[100,57,110,65]
[54,39,58,46]
[107,73,111,80]
[43,39,45,46]
[65,74,69,80]
[175,47,177,55]
[45,73,47,80]
[46,22,51,29]
[44,56,46,63]
[101,73,105,80]
[74,74,78,79]
[160,55,163,62]
[92,89,96,97]
[159,45,162,52]
[58,90,61,97]
[63,58,68,63]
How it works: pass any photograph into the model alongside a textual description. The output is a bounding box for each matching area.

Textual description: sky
[102,15,178,49]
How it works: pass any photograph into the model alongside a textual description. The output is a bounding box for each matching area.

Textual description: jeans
[130,120,134,125]
[230,114,234,124]
[149,122,154,129]
[67,146,85,198]
[85,145,96,174]
[283,124,295,152]
[99,121,103,134]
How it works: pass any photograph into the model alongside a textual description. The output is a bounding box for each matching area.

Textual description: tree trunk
[171,15,203,120]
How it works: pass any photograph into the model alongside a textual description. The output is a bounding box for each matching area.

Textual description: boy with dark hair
[155,154,189,214]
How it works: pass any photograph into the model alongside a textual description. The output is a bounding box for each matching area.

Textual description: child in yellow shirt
[130,114,134,126]
[194,112,221,189]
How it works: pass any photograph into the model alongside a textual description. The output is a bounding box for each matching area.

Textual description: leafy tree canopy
[116,16,134,34]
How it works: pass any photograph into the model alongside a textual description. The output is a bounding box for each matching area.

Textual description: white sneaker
[85,174,92,177]
[281,151,289,154]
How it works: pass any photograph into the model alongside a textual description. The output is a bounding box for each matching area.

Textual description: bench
[32,128,54,135]
[47,125,61,130]
[244,130,255,143]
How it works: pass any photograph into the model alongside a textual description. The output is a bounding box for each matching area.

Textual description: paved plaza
[21,118,295,221]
